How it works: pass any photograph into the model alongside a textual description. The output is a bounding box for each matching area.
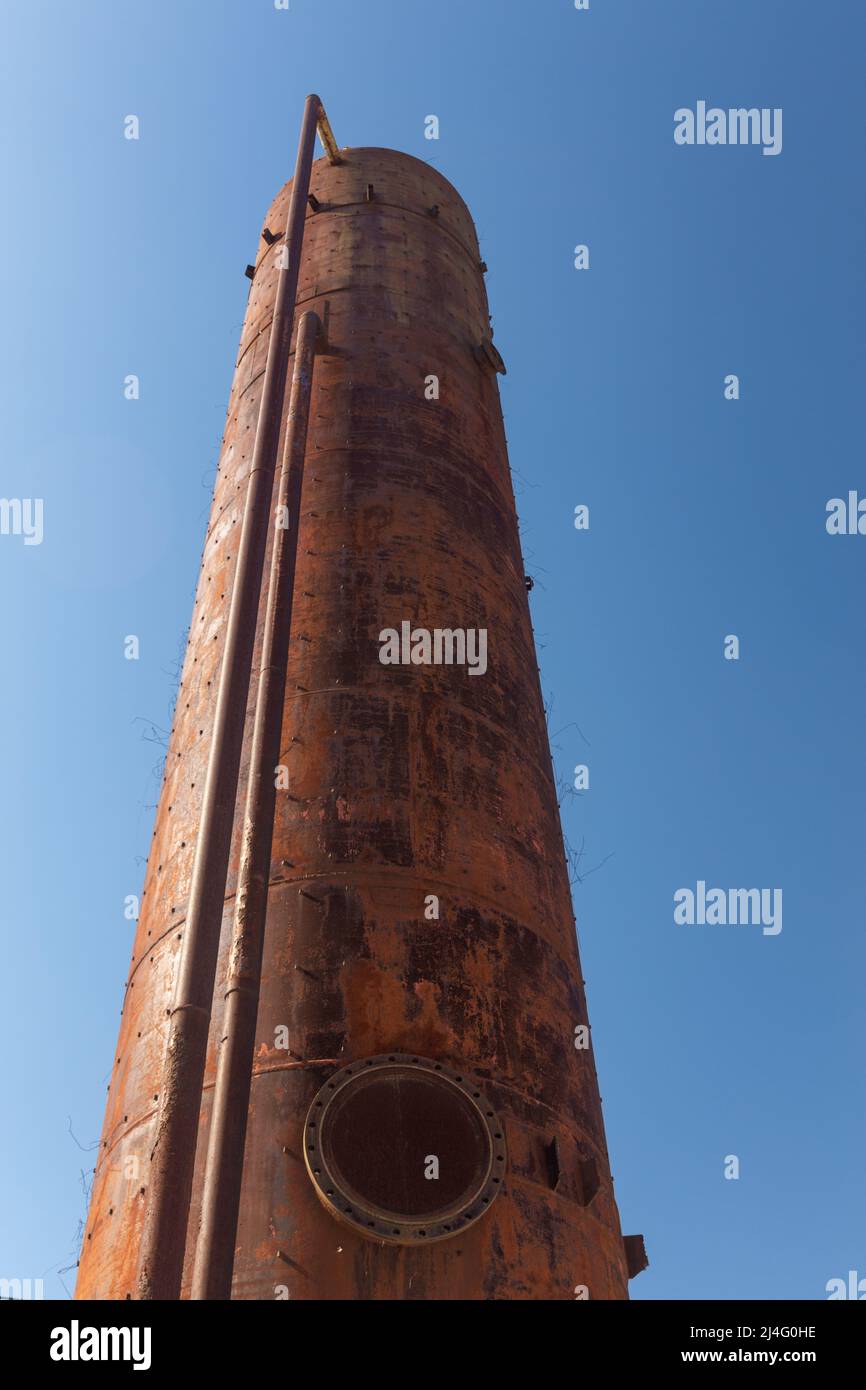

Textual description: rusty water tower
[75,97,645,1301]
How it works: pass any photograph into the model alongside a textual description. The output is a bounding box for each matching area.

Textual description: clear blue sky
[1,0,863,1300]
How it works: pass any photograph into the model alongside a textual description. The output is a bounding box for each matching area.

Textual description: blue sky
[1,0,863,1300]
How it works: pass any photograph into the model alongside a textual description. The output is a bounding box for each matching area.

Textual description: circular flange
[303,1054,507,1245]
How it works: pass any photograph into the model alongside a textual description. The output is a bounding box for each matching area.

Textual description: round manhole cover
[304,1055,506,1244]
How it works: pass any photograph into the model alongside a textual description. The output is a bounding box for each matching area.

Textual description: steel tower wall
[75,148,632,1301]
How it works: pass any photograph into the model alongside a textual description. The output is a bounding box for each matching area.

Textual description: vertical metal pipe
[136,96,324,1302]
[191,310,322,1301]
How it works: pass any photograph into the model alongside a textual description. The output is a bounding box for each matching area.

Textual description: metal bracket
[624,1234,649,1279]
[473,337,507,375]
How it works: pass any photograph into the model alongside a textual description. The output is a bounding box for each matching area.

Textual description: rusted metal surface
[315,108,342,166]
[76,146,634,1301]
[191,309,322,1301]
[135,95,324,1302]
